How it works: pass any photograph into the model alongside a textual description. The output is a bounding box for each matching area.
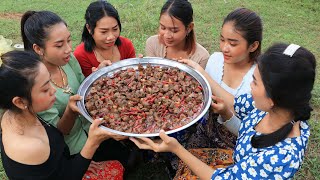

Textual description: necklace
[94,47,114,62]
[50,66,74,95]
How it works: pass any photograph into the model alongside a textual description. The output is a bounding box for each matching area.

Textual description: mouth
[223,54,231,59]
[64,55,71,62]
[164,40,173,45]
[105,42,115,47]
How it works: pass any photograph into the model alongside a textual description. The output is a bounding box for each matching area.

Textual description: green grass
[0,0,319,179]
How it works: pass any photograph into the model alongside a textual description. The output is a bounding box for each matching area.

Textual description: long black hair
[160,0,196,55]
[0,51,41,113]
[21,11,66,51]
[251,43,316,148]
[82,0,122,52]
[223,8,263,63]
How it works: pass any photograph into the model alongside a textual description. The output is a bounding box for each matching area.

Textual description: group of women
[0,0,316,179]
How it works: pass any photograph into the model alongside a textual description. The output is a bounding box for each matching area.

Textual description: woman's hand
[211,95,228,115]
[92,60,112,73]
[67,94,82,114]
[178,59,205,73]
[138,54,144,58]
[211,95,234,122]
[87,119,117,145]
[129,130,180,153]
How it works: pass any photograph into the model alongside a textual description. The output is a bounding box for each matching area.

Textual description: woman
[145,0,209,68]
[21,10,130,166]
[0,51,124,179]
[131,43,316,179]
[187,7,262,149]
[74,0,136,77]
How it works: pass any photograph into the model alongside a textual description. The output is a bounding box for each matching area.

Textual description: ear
[266,97,274,109]
[86,24,91,35]
[33,44,43,56]
[187,22,194,34]
[249,41,259,52]
[12,97,28,110]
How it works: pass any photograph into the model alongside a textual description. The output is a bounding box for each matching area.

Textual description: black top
[0,119,91,180]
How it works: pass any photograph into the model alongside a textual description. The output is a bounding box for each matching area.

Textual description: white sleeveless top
[205,52,256,97]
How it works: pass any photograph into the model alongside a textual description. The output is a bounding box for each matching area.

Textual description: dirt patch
[0,12,23,20]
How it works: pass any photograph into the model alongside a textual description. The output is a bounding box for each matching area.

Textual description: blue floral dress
[211,94,310,179]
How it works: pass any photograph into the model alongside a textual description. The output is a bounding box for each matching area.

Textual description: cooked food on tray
[85,64,204,134]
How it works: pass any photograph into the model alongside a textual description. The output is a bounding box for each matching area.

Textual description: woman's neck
[226,58,253,70]
[43,62,59,74]
[256,108,293,134]
[167,39,186,52]
[5,110,39,128]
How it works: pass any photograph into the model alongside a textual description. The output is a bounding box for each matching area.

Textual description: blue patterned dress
[211,94,310,179]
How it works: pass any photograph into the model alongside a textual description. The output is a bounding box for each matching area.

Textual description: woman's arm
[56,95,81,135]
[179,59,235,111]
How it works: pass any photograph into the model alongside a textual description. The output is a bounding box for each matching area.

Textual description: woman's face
[250,67,273,111]
[41,22,72,67]
[220,21,252,65]
[158,13,189,47]
[92,16,120,50]
[31,63,56,113]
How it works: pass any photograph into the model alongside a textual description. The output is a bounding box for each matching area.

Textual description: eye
[172,29,178,33]
[220,38,225,42]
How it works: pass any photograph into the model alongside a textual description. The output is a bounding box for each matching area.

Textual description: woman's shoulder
[74,42,85,54]
[146,35,159,44]
[195,43,209,55]
[2,132,50,165]
[119,36,134,46]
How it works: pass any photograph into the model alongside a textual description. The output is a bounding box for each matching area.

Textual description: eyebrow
[99,24,118,30]
[252,74,256,81]
[220,34,239,42]
[54,35,71,44]
[160,23,178,30]
[41,80,51,88]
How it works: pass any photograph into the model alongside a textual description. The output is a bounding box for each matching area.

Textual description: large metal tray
[77,57,212,137]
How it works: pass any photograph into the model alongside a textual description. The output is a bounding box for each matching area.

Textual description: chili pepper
[196,86,203,91]
[100,95,109,101]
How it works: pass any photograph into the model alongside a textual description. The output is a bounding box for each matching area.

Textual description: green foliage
[0,0,319,179]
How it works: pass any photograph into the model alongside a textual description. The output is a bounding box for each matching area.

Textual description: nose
[50,84,57,95]
[164,30,173,39]
[221,42,230,53]
[106,32,116,41]
[65,43,72,54]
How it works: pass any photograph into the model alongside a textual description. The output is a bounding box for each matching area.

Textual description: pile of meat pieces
[85,64,203,134]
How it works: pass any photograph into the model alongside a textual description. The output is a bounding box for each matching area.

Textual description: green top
[38,54,90,155]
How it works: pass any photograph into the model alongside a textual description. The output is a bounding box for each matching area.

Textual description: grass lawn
[0,0,319,179]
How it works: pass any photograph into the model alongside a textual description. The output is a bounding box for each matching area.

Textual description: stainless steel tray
[77,57,212,137]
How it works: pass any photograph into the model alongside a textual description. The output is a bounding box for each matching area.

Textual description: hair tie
[283,44,300,57]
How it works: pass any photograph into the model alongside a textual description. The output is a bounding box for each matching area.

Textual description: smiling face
[220,22,253,65]
[38,22,72,67]
[158,13,189,48]
[91,16,120,50]
[31,63,56,113]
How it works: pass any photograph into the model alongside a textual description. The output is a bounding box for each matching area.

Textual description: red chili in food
[85,64,204,134]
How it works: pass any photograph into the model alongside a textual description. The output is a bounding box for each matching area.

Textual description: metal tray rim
[77,57,212,137]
